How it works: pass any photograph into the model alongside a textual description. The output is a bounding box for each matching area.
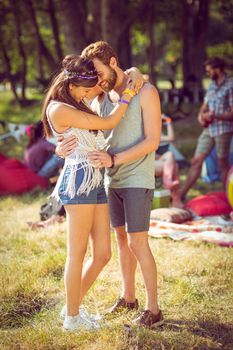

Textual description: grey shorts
[195,129,233,158]
[108,188,153,233]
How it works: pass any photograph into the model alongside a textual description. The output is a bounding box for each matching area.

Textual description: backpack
[40,198,65,221]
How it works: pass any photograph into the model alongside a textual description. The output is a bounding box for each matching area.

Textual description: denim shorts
[59,166,107,205]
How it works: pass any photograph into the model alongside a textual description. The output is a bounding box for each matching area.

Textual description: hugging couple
[41,40,163,331]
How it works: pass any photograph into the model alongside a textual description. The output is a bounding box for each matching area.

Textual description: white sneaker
[60,304,101,322]
[63,314,99,331]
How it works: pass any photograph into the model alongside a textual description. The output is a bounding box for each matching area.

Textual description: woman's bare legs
[64,203,95,316]
[80,203,111,303]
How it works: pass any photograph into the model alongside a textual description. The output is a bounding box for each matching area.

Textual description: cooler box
[152,189,171,209]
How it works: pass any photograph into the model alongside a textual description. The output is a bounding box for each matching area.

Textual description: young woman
[42,55,135,331]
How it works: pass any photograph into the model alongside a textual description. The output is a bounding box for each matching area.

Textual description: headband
[64,69,98,80]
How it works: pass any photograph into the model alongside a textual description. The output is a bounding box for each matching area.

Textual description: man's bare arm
[88,84,161,167]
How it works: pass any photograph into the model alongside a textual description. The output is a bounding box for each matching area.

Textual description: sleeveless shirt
[46,100,107,201]
[92,91,155,189]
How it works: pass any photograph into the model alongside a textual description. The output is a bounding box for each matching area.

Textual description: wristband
[165,116,171,124]
[122,88,136,97]
[119,99,129,105]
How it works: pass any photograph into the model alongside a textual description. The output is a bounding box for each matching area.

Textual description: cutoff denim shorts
[58,166,107,205]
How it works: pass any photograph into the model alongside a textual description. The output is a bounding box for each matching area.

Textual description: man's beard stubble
[99,67,117,92]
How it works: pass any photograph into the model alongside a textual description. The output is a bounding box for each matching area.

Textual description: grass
[0,90,233,349]
[0,191,233,350]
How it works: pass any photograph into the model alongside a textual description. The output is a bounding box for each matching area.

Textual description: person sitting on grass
[24,121,64,180]
[155,115,183,208]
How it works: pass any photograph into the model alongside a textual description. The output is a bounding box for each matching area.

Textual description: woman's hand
[88,151,112,168]
[126,67,145,93]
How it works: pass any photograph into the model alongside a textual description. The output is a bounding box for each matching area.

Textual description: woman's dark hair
[42,55,98,137]
[27,121,44,148]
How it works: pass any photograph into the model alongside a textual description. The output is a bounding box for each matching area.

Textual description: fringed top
[46,100,107,201]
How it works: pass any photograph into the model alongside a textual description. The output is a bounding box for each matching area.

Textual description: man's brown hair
[81,41,119,66]
[204,57,225,71]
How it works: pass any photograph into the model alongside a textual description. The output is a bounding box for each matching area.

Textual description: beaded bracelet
[122,88,136,97]
[119,99,129,105]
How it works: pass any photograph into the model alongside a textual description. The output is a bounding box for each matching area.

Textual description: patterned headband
[63,69,98,80]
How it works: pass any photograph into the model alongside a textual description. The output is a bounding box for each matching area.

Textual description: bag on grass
[40,198,65,221]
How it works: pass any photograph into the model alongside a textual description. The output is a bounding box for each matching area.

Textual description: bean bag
[0,157,48,195]
[0,153,7,163]
[185,192,232,216]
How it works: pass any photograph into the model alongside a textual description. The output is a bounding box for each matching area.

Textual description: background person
[180,57,233,200]
[24,121,63,178]
[155,115,183,208]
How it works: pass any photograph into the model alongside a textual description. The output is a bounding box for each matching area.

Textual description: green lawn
[0,192,233,350]
[0,90,233,349]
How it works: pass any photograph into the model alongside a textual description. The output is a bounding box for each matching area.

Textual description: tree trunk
[101,0,115,46]
[117,29,132,70]
[47,0,63,61]
[0,40,21,104]
[182,0,209,92]
[59,0,87,54]
[25,0,56,82]
[87,0,102,43]
[101,0,132,68]
[147,2,156,84]
[11,0,28,104]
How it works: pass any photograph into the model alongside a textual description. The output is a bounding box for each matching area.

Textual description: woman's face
[69,84,95,102]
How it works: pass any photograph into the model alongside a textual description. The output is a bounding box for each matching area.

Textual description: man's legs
[115,225,137,302]
[215,132,233,189]
[127,231,159,314]
[180,129,214,200]
[180,153,207,200]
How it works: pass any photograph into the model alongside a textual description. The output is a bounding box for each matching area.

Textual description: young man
[58,41,163,328]
[180,57,233,200]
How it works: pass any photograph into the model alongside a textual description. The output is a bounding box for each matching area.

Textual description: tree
[181,0,209,90]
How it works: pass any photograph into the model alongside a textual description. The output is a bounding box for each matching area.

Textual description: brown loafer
[107,297,139,314]
[132,309,164,328]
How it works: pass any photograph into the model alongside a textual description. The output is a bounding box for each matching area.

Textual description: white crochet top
[46,100,107,201]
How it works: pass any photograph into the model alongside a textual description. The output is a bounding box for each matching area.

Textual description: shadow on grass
[164,319,233,349]
[0,292,57,329]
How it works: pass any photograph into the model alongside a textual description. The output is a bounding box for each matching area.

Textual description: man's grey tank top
[93,92,155,189]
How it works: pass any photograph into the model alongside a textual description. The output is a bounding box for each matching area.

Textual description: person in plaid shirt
[181,57,233,200]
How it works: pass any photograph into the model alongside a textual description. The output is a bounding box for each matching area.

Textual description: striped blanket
[149,217,233,247]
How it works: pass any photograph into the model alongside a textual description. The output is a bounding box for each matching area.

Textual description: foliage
[0,0,232,105]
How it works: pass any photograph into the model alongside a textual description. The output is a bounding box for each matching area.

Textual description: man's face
[92,58,117,92]
[205,65,219,81]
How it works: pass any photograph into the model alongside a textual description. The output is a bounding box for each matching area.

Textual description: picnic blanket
[149,216,233,247]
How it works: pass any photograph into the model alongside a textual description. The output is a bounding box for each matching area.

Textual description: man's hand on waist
[55,135,77,158]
